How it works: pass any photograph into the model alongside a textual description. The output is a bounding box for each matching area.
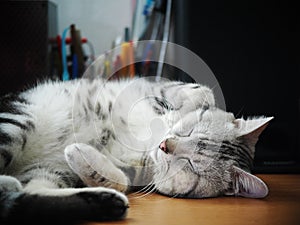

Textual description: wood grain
[82,174,300,225]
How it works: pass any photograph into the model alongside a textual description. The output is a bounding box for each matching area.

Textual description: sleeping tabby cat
[0,78,272,222]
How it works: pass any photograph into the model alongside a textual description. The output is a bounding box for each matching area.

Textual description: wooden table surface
[83,174,300,225]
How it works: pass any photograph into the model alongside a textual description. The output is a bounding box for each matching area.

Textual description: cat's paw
[2,187,129,222]
[179,84,215,112]
[162,85,215,131]
[0,175,22,192]
[75,187,129,220]
[65,143,128,193]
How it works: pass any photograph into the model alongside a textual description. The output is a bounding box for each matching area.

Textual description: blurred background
[0,0,299,173]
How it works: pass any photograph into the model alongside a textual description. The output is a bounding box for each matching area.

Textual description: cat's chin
[155,189,206,199]
[149,147,168,165]
[155,190,191,198]
[156,188,221,199]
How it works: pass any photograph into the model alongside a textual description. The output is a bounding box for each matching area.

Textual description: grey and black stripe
[0,94,34,169]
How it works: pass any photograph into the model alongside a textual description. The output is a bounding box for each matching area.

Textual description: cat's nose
[159,140,169,154]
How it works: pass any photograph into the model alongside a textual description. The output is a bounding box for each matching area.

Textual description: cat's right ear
[230,166,269,198]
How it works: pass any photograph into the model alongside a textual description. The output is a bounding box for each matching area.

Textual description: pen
[62,26,70,81]
[72,54,78,79]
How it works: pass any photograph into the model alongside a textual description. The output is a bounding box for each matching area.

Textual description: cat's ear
[234,116,273,146]
[231,166,269,198]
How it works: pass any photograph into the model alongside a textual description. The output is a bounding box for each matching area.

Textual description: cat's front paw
[0,175,23,192]
[75,187,129,220]
[2,187,129,222]
[179,84,215,112]
[65,143,128,193]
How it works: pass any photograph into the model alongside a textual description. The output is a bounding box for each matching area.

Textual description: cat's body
[0,78,272,222]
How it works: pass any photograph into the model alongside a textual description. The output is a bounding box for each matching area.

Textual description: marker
[129,41,135,78]
[120,42,130,77]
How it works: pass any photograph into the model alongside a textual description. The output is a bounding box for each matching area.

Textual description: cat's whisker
[210,83,218,91]
[235,106,245,118]
[130,181,154,195]
[129,185,156,199]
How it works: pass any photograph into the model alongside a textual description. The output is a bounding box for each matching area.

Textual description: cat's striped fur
[0,78,271,222]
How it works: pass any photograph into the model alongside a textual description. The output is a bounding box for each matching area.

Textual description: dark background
[0,1,57,96]
[174,0,300,173]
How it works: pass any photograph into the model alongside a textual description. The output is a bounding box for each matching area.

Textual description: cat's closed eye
[176,157,195,171]
[175,128,194,137]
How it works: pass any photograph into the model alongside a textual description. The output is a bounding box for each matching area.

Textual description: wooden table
[83,174,300,225]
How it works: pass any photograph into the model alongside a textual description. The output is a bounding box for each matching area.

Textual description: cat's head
[151,107,273,198]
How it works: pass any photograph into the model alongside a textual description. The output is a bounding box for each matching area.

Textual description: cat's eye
[175,128,194,137]
[187,159,195,171]
[177,157,195,171]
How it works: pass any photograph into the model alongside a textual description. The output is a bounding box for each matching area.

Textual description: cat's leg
[0,168,128,222]
[65,143,129,193]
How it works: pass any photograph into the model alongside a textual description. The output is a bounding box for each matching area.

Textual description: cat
[0,77,272,223]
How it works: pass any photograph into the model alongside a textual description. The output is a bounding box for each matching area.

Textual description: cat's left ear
[231,166,269,198]
[234,116,274,146]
